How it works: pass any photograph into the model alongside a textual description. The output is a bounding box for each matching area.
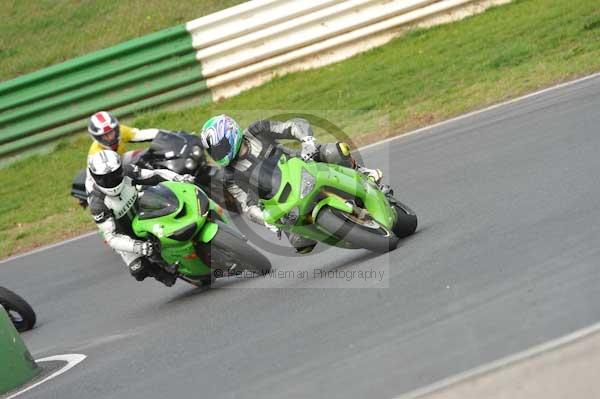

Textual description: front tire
[390,199,418,238]
[0,287,36,332]
[198,227,272,277]
[316,207,399,253]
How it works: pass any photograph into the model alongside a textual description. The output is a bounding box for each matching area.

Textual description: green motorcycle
[260,154,418,253]
[132,181,271,286]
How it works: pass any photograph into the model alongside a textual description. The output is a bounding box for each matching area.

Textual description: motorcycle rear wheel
[316,206,400,253]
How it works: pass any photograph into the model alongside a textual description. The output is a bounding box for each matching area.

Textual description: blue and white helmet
[200,115,243,167]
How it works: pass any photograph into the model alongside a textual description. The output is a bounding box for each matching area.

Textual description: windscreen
[149,131,186,157]
[137,184,180,220]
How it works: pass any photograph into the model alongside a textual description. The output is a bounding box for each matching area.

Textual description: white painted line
[5,354,86,399]
[359,71,600,153]
[0,232,97,265]
[2,71,600,265]
[394,321,600,399]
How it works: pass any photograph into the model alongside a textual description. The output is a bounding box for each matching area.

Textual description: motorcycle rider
[87,150,195,286]
[200,115,386,254]
[85,111,160,194]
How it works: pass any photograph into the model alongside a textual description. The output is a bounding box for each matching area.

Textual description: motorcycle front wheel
[389,198,418,238]
[0,287,36,332]
[197,227,272,278]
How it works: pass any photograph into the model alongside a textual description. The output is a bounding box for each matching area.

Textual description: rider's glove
[134,241,154,256]
[173,174,195,184]
[300,136,319,161]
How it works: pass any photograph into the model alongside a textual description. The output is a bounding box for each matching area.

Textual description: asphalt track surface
[2,75,600,399]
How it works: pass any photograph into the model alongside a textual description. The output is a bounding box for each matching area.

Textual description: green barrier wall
[0,24,207,157]
[0,307,40,395]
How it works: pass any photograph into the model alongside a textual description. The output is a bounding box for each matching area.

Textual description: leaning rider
[200,114,386,254]
[87,150,195,286]
[85,111,160,194]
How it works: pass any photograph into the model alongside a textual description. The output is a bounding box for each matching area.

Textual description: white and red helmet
[88,111,120,149]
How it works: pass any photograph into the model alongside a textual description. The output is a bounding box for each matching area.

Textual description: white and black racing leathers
[88,165,185,266]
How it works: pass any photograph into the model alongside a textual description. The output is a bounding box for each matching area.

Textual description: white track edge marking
[5,354,86,399]
[393,321,600,398]
[0,232,97,265]
[360,71,600,152]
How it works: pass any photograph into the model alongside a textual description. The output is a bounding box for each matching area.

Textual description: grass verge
[1,0,599,259]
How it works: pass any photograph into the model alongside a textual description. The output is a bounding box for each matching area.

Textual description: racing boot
[150,265,177,287]
[319,142,383,185]
[355,165,393,196]
[129,258,151,281]
[129,258,176,287]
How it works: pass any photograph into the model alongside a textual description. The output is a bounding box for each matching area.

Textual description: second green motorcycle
[260,152,418,253]
[132,181,271,286]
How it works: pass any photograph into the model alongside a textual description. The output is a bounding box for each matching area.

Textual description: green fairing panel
[132,182,212,276]
[198,221,219,243]
[137,184,180,220]
[262,156,395,233]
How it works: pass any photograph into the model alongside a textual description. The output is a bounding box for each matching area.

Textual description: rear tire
[0,287,36,332]
[316,207,399,253]
[198,228,272,277]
